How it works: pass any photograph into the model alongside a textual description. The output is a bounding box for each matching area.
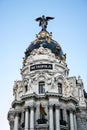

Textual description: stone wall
[77,110,87,130]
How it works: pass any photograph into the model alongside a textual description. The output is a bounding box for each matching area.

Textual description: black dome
[25,31,64,60]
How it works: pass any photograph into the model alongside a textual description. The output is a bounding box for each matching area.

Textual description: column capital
[24,106,29,111]
[14,110,21,117]
[67,106,76,112]
[48,102,54,108]
[73,110,77,114]
[29,103,35,109]
[69,108,75,113]
[55,104,60,109]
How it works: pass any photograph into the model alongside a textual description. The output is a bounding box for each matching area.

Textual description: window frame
[58,83,62,94]
[38,81,45,94]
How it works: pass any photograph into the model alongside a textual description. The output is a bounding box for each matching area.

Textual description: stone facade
[7,17,87,130]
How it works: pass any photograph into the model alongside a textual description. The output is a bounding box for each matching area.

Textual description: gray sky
[0,1,87,130]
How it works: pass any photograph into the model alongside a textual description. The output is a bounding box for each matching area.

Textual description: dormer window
[58,83,62,94]
[39,81,45,94]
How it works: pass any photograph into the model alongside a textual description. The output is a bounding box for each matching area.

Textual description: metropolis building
[8,16,87,130]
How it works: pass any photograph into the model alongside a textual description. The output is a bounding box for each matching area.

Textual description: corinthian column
[55,105,60,130]
[73,112,77,130]
[30,106,34,130]
[25,106,29,130]
[49,104,54,130]
[63,109,67,122]
[14,112,19,130]
[70,110,74,130]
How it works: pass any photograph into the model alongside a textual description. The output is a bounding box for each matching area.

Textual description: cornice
[12,100,24,108]
[46,92,62,97]
[20,92,62,101]
[60,96,78,104]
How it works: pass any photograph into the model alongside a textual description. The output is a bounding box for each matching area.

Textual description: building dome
[25,30,64,59]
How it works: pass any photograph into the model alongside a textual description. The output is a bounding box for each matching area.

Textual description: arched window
[39,81,45,94]
[25,85,28,92]
[58,83,62,94]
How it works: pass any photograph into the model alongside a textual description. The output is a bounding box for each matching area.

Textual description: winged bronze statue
[35,15,54,31]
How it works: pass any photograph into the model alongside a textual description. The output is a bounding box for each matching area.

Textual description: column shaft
[49,106,54,130]
[74,113,77,130]
[14,114,19,130]
[30,107,34,130]
[55,108,60,130]
[63,109,67,122]
[70,111,74,130]
[25,108,29,130]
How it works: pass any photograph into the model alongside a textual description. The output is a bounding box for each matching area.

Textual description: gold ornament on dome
[40,31,46,38]
[33,30,55,45]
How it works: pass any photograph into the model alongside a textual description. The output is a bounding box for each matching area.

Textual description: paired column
[70,110,74,130]
[63,109,67,122]
[24,105,35,130]
[55,105,60,130]
[73,112,77,130]
[30,106,34,130]
[49,105,54,130]
[14,111,20,130]
[25,107,29,130]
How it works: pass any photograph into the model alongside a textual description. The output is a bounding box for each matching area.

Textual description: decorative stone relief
[13,81,18,99]
[8,108,15,130]
[79,88,86,106]
[13,80,23,100]
[64,79,73,97]
[30,46,55,58]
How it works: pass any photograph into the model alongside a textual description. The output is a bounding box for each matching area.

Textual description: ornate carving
[13,81,23,100]
[55,104,60,109]
[23,77,33,92]
[9,120,14,130]
[13,81,18,99]
[24,106,29,111]
[8,108,15,128]
[14,111,21,117]
[30,45,55,58]
[29,103,35,108]
[64,79,72,97]
[61,53,66,62]
[48,103,54,108]
[33,31,53,44]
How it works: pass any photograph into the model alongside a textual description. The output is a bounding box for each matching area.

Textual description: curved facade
[8,17,87,130]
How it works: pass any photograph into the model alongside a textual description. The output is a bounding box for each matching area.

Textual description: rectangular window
[39,81,45,94]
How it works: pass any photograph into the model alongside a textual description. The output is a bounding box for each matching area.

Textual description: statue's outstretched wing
[46,17,54,21]
[35,17,42,21]
[35,17,42,26]
[35,16,54,30]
